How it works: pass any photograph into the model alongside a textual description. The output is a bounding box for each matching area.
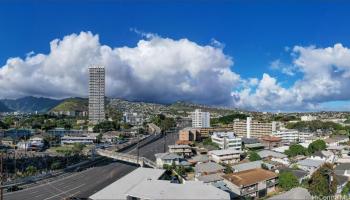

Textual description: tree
[308,139,326,154]
[285,144,308,157]
[0,120,9,129]
[221,163,233,174]
[72,143,85,155]
[211,113,248,125]
[24,165,38,176]
[278,172,299,191]
[248,151,261,161]
[93,121,120,133]
[341,182,350,197]
[50,161,62,170]
[308,163,337,197]
[96,133,103,143]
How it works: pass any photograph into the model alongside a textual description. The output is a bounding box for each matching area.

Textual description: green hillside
[0,102,12,112]
[1,96,61,113]
[51,98,88,112]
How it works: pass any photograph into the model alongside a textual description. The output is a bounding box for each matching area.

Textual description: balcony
[241,186,257,195]
[266,179,278,187]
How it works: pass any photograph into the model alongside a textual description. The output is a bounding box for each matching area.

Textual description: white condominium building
[301,115,317,121]
[211,131,241,150]
[272,129,312,143]
[191,109,210,128]
[89,66,105,124]
[233,117,281,138]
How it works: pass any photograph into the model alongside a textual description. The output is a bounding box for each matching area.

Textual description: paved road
[5,130,178,200]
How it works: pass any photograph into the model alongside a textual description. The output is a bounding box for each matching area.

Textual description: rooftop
[223,168,277,187]
[90,167,165,200]
[268,187,311,200]
[195,162,225,174]
[126,179,230,199]
[190,155,209,163]
[258,150,287,159]
[197,174,224,183]
[209,149,243,156]
[168,144,191,149]
[297,159,324,168]
[335,163,350,172]
[232,160,263,172]
[155,152,182,160]
[261,135,282,142]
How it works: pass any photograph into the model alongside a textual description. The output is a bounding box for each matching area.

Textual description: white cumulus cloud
[0,31,240,105]
[233,43,350,111]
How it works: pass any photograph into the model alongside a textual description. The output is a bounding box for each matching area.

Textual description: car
[6,185,22,192]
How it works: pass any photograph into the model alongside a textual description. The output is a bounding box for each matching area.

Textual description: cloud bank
[0,31,239,105]
[233,43,350,111]
[1,31,350,111]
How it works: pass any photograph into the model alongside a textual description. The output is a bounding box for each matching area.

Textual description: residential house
[260,136,282,150]
[335,163,350,179]
[296,159,325,173]
[194,162,225,177]
[325,135,349,146]
[310,150,336,163]
[223,168,278,199]
[232,161,264,172]
[208,149,242,164]
[189,155,209,164]
[257,150,289,165]
[196,174,224,184]
[155,153,183,168]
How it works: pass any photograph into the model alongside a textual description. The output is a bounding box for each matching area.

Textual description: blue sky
[1,0,350,111]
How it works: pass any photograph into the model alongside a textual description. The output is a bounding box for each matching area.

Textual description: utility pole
[163,130,167,153]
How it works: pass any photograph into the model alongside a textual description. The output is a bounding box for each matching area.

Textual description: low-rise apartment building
[178,128,200,144]
[123,112,144,126]
[233,117,281,138]
[208,149,242,164]
[223,168,278,199]
[272,129,312,144]
[211,131,241,150]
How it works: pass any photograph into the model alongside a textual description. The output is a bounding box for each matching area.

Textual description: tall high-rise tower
[89,66,105,124]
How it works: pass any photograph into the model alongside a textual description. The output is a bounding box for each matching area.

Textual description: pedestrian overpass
[96,149,157,168]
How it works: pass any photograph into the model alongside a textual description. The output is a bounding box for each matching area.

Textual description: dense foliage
[285,144,308,157]
[278,172,299,191]
[151,114,176,131]
[308,140,327,154]
[286,120,350,133]
[93,121,120,132]
[308,163,337,197]
[341,182,350,197]
[272,115,299,122]
[248,151,261,161]
[211,113,249,125]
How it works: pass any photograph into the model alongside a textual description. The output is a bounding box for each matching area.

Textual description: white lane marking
[43,183,86,200]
